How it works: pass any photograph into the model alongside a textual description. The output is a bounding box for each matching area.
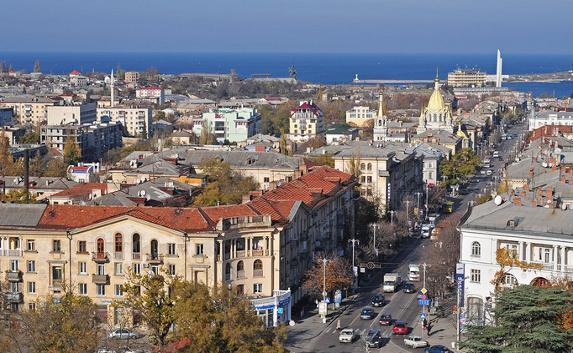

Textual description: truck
[408,264,420,281]
[383,273,401,293]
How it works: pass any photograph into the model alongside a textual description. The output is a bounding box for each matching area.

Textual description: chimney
[513,196,522,206]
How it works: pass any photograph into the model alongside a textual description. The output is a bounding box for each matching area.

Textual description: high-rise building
[447,69,487,88]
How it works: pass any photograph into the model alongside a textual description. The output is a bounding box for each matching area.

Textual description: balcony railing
[92,252,109,263]
[223,253,231,261]
[146,254,164,264]
[114,252,124,260]
[92,274,110,285]
[5,292,23,304]
[253,269,264,278]
[132,252,141,260]
[252,249,269,257]
[237,270,246,279]
[236,250,246,258]
[531,262,554,271]
[6,270,23,282]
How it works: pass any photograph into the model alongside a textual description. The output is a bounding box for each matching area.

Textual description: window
[168,243,176,256]
[253,283,262,294]
[28,303,36,311]
[52,266,62,282]
[79,262,87,274]
[360,163,365,170]
[150,239,159,259]
[150,265,159,275]
[97,264,105,276]
[544,248,551,263]
[366,176,372,183]
[115,284,123,297]
[114,233,123,253]
[367,163,372,171]
[96,238,104,254]
[53,240,61,253]
[195,244,204,256]
[78,283,87,295]
[114,263,123,276]
[10,260,19,272]
[132,263,141,274]
[27,260,35,273]
[502,273,518,288]
[264,177,270,183]
[27,281,36,294]
[253,260,263,277]
[168,264,176,276]
[471,242,481,257]
[96,284,106,296]
[132,233,141,254]
[360,176,365,183]
[78,241,87,253]
[26,240,35,251]
[470,269,481,283]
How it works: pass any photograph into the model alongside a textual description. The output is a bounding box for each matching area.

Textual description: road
[288,120,527,353]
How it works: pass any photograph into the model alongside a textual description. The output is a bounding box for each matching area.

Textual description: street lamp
[348,239,360,287]
[390,210,395,225]
[415,192,422,219]
[370,224,378,257]
[322,257,328,301]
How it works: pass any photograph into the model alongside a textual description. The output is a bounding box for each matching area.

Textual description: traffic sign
[420,312,427,320]
[421,287,428,294]
[420,294,427,300]
[418,299,430,306]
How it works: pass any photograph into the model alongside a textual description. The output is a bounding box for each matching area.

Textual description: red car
[392,321,409,335]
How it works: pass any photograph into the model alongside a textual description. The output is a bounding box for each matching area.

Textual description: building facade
[0,96,55,126]
[528,110,573,131]
[192,107,261,144]
[47,103,97,126]
[289,101,324,142]
[124,72,140,86]
[447,69,487,88]
[346,106,376,128]
[417,77,454,134]
[97,107,153,138]
[135,86,165,105]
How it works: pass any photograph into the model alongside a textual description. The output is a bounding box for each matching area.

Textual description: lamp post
[348,239,360,287]
[390,210,395,225]
[322,257,328,301]
[425,183,429,221]
[370,224,378,258]
[415,192,422,219]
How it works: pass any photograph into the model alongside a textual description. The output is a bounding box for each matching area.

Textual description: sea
[1,52,572,98]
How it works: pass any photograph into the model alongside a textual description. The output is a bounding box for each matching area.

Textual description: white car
[403,335,429,348]
[109,328,139,339]
[421,225,431,238]
[486,170,493,176]
[339,328,358,343]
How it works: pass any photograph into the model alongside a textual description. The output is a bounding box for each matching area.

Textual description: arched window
[237,261,244,279]
[96,238,104,254]
[360,163,366,170]
[132,233,140,254]
[253,259,263,277]
[471,241,481,257]
[367,163,372,171]
[502,273,518,288]
[115,233,123,253]
[150,239,158,259]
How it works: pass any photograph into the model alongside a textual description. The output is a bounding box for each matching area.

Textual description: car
[379,314,393,325]
[392,321,409,335]
[338,328,358,343]
[97,350,117,353]
[486,170,493,176]
[360,307,375,320]
[404,335,429,348]
[425,345,454,353]
[403,283,416,293]
[365,329,383,348]
[109,328,139,339]
[371,294,385,307]
[421,226,431,238]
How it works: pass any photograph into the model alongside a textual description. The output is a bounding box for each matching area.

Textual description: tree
[0,131,18,177]
[44,159,68,177]
[308,154,334,167]
[462,285,573,353]
[18,132,40,144]
[15,293,102,353]
[258,102,295,136]
[63,138,81,164]
[440,148,481,185]
[0,188,35,203]
[172,282,286,353]
[303,256,352,299]
[199,125,216,145]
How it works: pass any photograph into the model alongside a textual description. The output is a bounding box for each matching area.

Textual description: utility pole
[405,200,410,229]
[425,183,429,221]
[348,239,360,288]
[371,224,378,257]
[322,257,328,301]
[415,192,422,219]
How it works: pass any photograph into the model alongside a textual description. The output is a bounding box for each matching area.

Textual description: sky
[1,0,572,54]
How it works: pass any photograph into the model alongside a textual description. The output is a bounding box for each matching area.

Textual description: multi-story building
[447,69,487,88]
[0,107,13,126]
[346,106,376,128]
[0,96,55,126]
[528,110,573,131]
[97,107,152,138]
[0,167,355,327]
[0,176,77,200]
[41,121,123,162]
[460,196,573,325]
[289,101,324,142]
[47,103,97,126]
[124,71,140,86]
[192,107,261,144]
[135,86,164,105]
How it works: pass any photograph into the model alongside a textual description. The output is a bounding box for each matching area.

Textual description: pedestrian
[336,319,341,330]
[422,318,428,330]
[427,322,432,336]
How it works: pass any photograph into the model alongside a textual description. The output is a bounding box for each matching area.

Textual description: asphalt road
[291,121,528,353]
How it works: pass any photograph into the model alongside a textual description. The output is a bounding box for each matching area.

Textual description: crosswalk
[322,327,393,338]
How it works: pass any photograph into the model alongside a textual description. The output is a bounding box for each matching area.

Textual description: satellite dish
[494,195,503,206]
[145,194,151,201]
[542,162,548,168]
[139,190,146,197]
[561,203,568,211]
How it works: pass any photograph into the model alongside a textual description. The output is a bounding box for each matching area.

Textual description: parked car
[392,321,409,335]
[360,307,375,320]
[404,335,429,348]
[371,294,385,307]
[365,329,383,348]
[486,169,493,176]
[379,314,393,325]
[425,345,454,353]
[338,328,358,343]
[109,329,139,339]
[403,283,416,293]
[97,349,117,353]
[421,226,431,238]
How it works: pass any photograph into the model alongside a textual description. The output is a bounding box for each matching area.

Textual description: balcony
[132,252,141,260]
[3,249,23,257]
[251,249,269,257]
[146,254,164,265]
[237,270,246,279]
[6,271,23,282]
[114,252,124,260]
[92,252,109,263]
[92,274,110,285]
[236,250,246,258]
[5,292,23,304]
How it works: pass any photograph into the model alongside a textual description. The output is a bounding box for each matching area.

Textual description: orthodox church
[416,74,454,134]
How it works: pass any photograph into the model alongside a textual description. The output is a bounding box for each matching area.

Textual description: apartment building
[47,102,97,126]
[136,86,164,105]
[447,69,487,88]
[345,106,376,128]
[0,167,355,327]
[460,197,573,326]
[192,107,261,144]
[97,107,152,138]
[528,110,573,131]
[289,101,325,142]
[0,107,13,126]
[124,72,140,86]
[0,96,55,126]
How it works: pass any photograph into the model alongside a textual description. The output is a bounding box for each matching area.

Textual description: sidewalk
[285,295,356,352]
[411,313,459,352]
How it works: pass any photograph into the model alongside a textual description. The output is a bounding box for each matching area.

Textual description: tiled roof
[50,183,109,198]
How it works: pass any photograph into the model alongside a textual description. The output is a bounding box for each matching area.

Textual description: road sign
[420,312,427,320]
[277,307,284,315]
[325,297,331,304]
[420,294,427,300]
[418,299,430,306]
[359,261,382,269]
[420,287,428,294]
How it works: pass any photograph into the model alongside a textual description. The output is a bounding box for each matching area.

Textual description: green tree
[440,148,481,185]
[199,125,216,145]
[63,138,81,164]
[119,269,176,347]
[18,131,40,144]
[462,285,573,353]
[172,282,287,353]
[258,102,294,136]
[44,159,68,177]
[0,188,36,203]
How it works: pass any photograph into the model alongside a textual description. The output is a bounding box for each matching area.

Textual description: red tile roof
[50,183,110,198]
[528,125,573,142]
[69,69,81,76]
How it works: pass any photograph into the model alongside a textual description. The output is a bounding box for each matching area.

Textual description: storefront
[252,289,291,327]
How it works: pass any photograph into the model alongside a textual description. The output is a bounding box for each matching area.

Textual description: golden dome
[426,84,446,112]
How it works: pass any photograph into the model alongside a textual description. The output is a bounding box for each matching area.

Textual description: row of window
[7,260,177,277]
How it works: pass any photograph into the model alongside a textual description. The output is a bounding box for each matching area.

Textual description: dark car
[365,329,383,348]
[360,307,375,320]
[379,314,393,325]
[403,283,416,294]
[425,345,453,353]
[371,294,385,307]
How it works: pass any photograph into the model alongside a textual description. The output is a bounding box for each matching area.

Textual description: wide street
[286,119,527,353]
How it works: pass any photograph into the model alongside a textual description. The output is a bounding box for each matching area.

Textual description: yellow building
[447,69,486,88]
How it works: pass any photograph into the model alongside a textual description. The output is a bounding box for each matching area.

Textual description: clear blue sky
[2,0,572,54]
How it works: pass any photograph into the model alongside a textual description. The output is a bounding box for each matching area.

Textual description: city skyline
[0,0,571,54]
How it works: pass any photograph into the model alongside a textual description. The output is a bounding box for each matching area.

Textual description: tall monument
[496,49,503,88]
[110,69,115,107]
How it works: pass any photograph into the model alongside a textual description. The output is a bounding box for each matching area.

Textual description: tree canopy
[63,138,81,164]
[440,148,481,185]
[303,256,353,298]
[462,285,573,353]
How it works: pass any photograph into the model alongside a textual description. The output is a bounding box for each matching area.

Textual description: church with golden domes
[416,74,454,134]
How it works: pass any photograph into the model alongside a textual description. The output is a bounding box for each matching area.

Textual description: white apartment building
[47,103,97,126]
[289,101,324,142]
[136,86,164,105]
[346,106,376,127]
[460,198,573,325]
[0,96,55,126]
[192,107,261,143]
[97,107,153,138]
[528,110,573,131]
